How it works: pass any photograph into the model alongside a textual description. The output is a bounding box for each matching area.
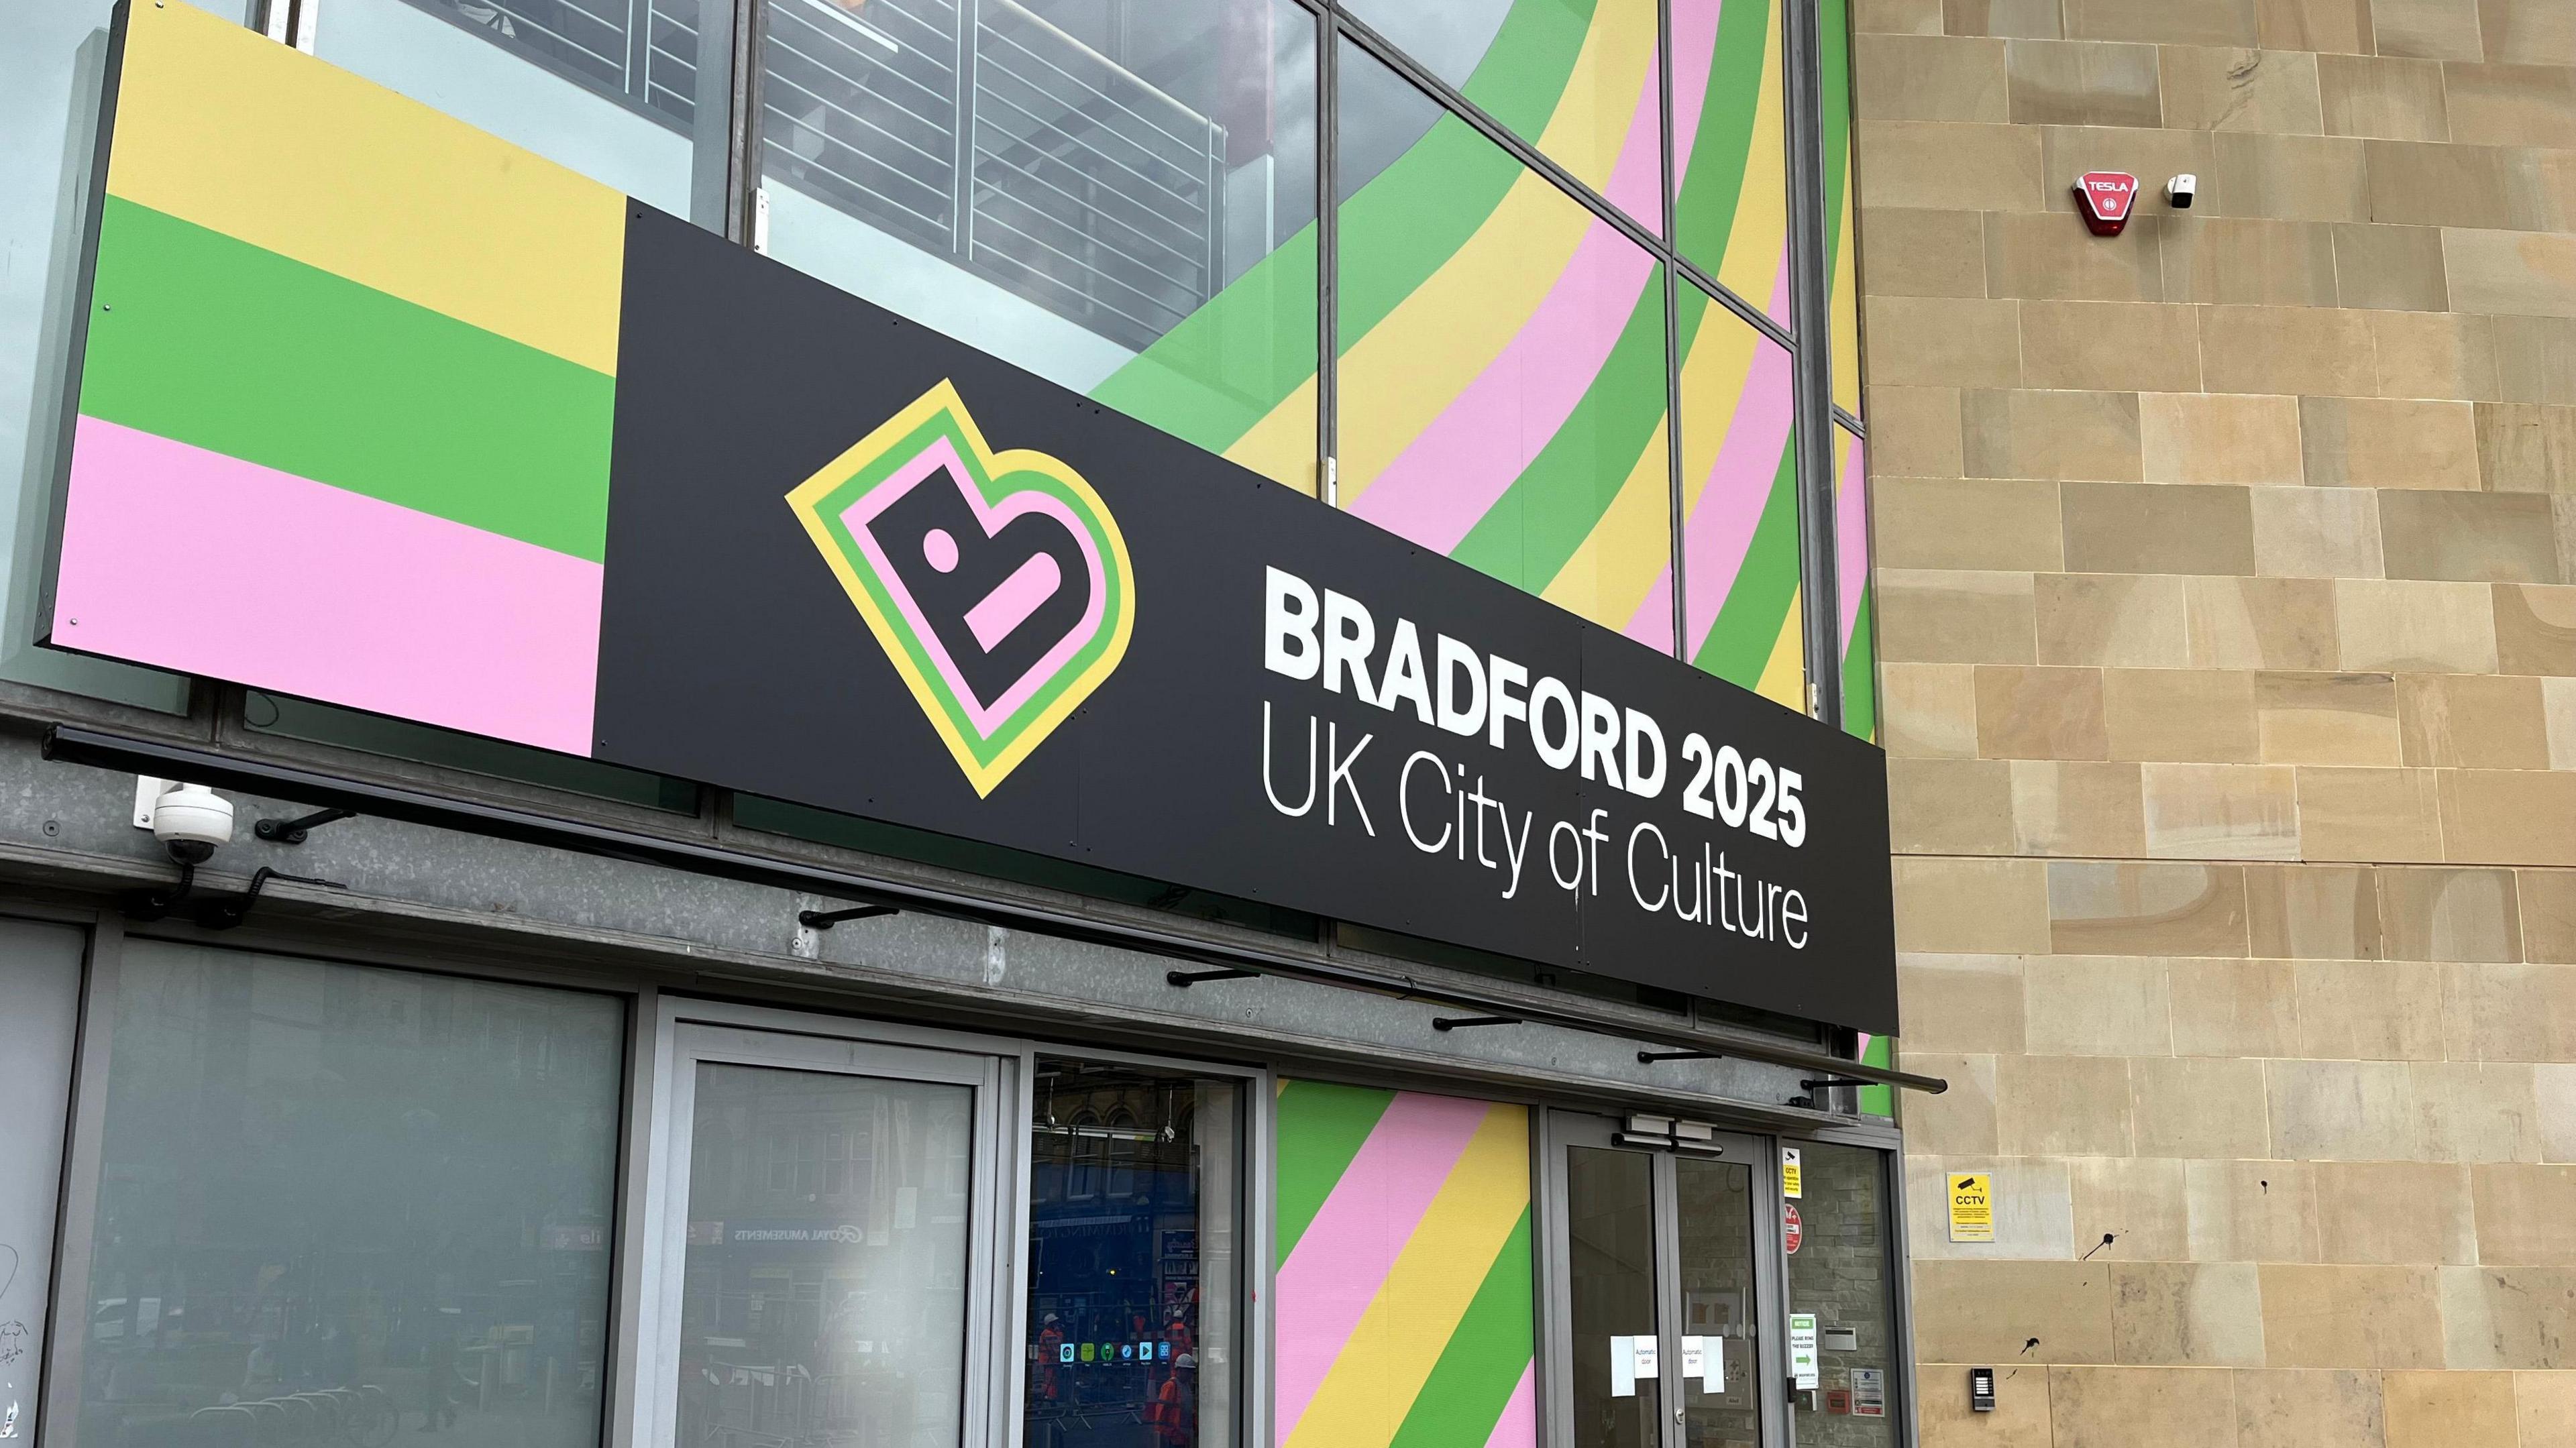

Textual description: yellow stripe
[1283,1104,1530,1448]
[1713,30,1790,310]
[1674,314,1764,516]
[1754,588,1805,711]
[1224,378,1320,495]
[1336,172,1589,506]
[1829,196,1862,413]
[1546,0,1661,197]
[1542,419,1671,632]
[1326,7,1659,505]
[109,0,625,374]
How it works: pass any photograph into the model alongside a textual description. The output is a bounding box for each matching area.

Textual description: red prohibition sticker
[1784,1204,1803,1254]
[2074,171,2140,235]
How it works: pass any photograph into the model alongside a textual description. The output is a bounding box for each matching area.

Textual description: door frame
[1538,1108,1788,1448]
[620,995,1034,1448]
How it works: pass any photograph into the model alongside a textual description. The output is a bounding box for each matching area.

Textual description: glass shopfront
[14,931,1909,1448]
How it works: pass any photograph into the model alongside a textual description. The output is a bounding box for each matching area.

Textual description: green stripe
[1672,0,1775,274]
[1338,0,1595,355]
[1858,1032,1892,1118]
[1087,230,1318,459]
[1674,274,1713,356]
[1386,1209,1534,1448]
[1692,438,1801,689]
[1819,0,1854,280]
[79,196,613,561]
[1088,0,1595,454]
[1462,0,1599,137]
[1841,583,1877,741]
[1275,1080,1397,1267]
[1449,263,1667,594]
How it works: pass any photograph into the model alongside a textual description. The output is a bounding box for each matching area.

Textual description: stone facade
[1851,0,2576,1441]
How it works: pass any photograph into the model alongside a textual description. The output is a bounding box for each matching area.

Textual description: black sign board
[592,209,1895,1033]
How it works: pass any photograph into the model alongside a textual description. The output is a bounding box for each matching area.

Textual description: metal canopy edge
[44,724,1947,1096]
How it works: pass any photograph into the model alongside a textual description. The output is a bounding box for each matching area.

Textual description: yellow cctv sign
[1947,1173,1994,1243]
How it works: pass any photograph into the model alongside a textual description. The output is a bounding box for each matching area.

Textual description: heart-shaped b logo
[787,380,1135,796]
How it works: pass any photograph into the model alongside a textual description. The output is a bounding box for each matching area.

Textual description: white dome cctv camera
[150,782,233,864]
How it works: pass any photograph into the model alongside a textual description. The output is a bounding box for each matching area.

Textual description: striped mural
[1670,292,1802,706]
[1834,427,1878,742]
[1275,1080,1534,1448]
[1821,0,1862,417]
[54,0,617,755]
[1092,0,1803,690]
[1673,0,1790,325]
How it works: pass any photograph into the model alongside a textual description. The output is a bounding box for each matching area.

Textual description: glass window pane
[761,0,1320,493]
[1566,1146,1656,1448]
[77,943,625,1448]
[1784,1143,1897,1443]
[1821,0,1860,414]
[1670,0,1788,326]
[1341,0,1658,219]
[678,1063,974,1448]
[0,920,85,1445]
[1675,1157,1762,1448]
[314,0,718,216]
[1831,424,1874,742]
[1336,42,1672,646]
[1675,282,1801,706]
[1026,1060,1240,1448]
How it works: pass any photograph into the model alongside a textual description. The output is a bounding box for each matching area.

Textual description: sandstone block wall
[1851,0,2576,1440]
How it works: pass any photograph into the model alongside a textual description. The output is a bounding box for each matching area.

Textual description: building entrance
[1543,1113,1782,1448]
[638,1015,1020,1448]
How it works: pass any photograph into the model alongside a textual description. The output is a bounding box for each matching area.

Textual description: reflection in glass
[1025,1060,1238,1448]
[1340,0,1656,209]
[1674,1158,1760,1448]
[317,0,718,214]
[1566,1147,1657,1448]
[1784,1144,1897,1444]
[0,922,84,1445]
[677,1064,975,1448]
[1335,40,1672,644]
[759,0,1319,490]
[77,944,623,1448]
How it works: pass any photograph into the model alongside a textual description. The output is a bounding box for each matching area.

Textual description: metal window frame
[1538,1106,1791,1448]
[30,906,1286,1448]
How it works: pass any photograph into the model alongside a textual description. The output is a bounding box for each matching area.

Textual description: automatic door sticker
[788,380,1136,797]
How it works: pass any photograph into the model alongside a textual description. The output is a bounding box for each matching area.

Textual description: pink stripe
[1348,221,1658,555]
[1680,345,1794,656]
[52,417,600,753]
[1347,48,1669,556]
[1666,0,1723,191]
[1273,1093,1493,1441]
[1677,262,1796,657]
[1835,433,1870,645]
[1484,1363,1538,1448]
[1602,48,1666,221]
[964,551,1062,653]
[1625,573,1677,650]
[1626,261,1796,655]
